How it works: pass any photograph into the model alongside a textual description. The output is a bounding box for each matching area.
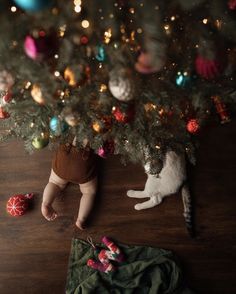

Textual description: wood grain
[0,120,236,294]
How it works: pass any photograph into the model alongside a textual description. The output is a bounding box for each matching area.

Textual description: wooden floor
[0,119,236,294]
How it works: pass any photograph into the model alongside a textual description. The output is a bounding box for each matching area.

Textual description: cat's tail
[181,183,194,237]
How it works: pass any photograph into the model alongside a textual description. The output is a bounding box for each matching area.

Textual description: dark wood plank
[0,120,236,294]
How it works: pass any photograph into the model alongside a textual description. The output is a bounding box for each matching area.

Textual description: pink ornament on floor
[135,52,165,74]
[228,0,236,10]
[6,193,34,216]
[195,55,225,79]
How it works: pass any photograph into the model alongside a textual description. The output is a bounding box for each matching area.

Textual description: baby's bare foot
[75,219,86,230]
[41,203,58,221]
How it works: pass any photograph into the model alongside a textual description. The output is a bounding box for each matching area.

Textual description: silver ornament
[0,70,14,91]
[108,68,135,102]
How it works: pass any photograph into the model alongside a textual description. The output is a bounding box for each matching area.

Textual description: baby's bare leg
[76,177,97,230]
[41,169,68,221]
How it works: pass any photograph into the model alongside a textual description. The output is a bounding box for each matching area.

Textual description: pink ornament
[6,193,34,216]
[24,32,58,61]
[228,0,236,10]
[97,147,106,158]
[195,55,226,79]
[186,119,200,134]
[97,141,114,158]
[135,52,165,74]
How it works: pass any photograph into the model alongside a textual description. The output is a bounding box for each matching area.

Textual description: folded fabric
[66,238,194,294]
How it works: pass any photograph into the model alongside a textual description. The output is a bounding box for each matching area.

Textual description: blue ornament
[49,116,68,134]
[175,71,191,87]
[95,45,106,62]
[13,0,52,12]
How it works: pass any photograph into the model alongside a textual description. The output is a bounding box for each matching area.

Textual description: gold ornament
[92,121,102,133]
[64,67,77,87]
[61,106,80,126]
[32,132,49,149]
[92,116,111,133]
[31,84,45,105]
[64,114,80,127]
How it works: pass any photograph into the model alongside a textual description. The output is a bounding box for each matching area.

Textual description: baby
[41,138,97,230]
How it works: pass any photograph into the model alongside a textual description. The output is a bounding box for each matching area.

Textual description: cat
[127,151,194,236]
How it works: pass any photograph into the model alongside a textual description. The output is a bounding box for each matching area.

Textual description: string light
[81,20,89,28]
[215,19,222,29]
[99,84,107,92]
[137,28,142,34]
[104,28,112,44]
[54,71,60,77]
[11,6,17,12]
[59,25,66,37]
[202,18,208,24]
[25,81,32,89]
[170,16,176,21]
[74,5,81,13]
[129,7,135,14]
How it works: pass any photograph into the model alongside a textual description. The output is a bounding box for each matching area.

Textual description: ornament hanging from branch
[13,0,52,12]
[0,70,14,92]
[112,104,135,124]
[32,132,49,149]
[108,68,135,102]
[211,95,231,124]
[135,52,165,74]
[24,30,58,61]
[97,140,115,158]
[186,119,200,134]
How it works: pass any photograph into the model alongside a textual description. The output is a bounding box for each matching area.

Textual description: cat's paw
[127,190,135,197]
[127,190,147,198]
[134,203,143,210]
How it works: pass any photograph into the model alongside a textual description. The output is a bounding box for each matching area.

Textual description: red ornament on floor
[6,193,34,216]
[186,119,200,134]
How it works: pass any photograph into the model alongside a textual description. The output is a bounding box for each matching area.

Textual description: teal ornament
[95,45,106,62]
[49,116,68,134]
[13,0,52,12]
[175,71,191,87]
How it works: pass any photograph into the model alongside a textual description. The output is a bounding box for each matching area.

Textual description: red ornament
[112,105,135,123]
[0,106,10,119]
[211,95,231,124]
[6,193,34,217]
[80,35,89,45]
[2,91,12,104]
[228,0,236,10]
[195,55,226,79]
[135,52,165,74]
[186,119,200,134]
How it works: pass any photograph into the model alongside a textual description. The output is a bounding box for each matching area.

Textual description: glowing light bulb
[81,20,89,28]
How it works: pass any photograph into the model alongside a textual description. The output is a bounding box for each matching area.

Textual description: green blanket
[66,238,194,294]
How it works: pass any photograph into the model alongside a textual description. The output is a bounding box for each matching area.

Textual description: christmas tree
[0,0,235,172]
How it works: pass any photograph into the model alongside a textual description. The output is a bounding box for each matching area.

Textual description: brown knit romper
[52,143,97,184]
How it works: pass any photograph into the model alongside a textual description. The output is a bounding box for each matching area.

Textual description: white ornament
[0,70,14,91]
[108,68,134,102]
